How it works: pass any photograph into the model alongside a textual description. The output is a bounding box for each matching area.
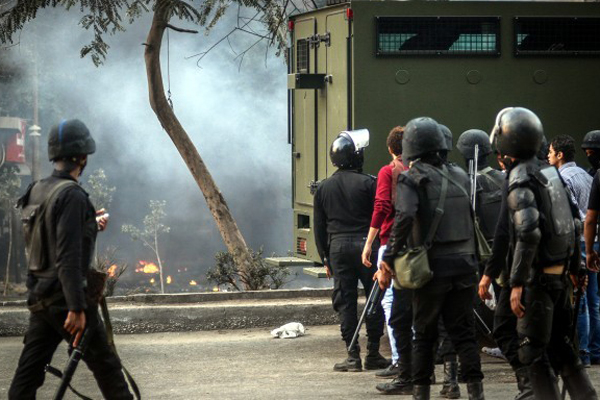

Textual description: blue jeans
[578,242,600,364]
[378,245,399,363]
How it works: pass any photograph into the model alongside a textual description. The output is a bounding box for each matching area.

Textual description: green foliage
[0,0,288,67]
[84,168,116,211]
[206,247,292,291]
[122,199,170,249]
[0,165,21,209]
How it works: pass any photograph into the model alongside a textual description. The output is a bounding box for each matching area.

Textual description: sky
[1,5,299,287]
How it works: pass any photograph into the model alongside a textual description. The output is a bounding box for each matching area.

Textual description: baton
[348,281,384,352]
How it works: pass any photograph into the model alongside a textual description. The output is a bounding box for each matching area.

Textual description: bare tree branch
[165,23,198,34]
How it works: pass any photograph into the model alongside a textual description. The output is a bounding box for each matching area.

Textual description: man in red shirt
[362,127,409,385]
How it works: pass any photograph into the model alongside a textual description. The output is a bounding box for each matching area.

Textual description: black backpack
[19,180,76,273]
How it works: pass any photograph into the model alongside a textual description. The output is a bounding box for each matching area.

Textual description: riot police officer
[379,117,484,400]
[9,119,133,399]
[581,130,600,176]
[488,107,598,400]
[456,129,505,243]
[313,130,388,372]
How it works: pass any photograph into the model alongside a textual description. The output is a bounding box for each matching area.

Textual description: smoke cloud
[1,7,306,287]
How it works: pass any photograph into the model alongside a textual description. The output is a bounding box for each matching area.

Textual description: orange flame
[189,280,197,286]
[150,278,155,284]
[166,276,172,284]
[136,260,159,274]
[107,265,118,278]
[212,286,219,292]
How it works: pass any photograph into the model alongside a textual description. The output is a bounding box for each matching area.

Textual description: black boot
[561,363,599,400]
[440,361,460,399]
[514,366,534,400]
[529,362,560,400]
[413,384,430,400]
[376,376,413,395]
[365,341,391,370]
[334,345,362,372]
[375,362,400,379]
[466,382,484,400]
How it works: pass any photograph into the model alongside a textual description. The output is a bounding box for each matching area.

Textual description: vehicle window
[514,17,600,56]
[376,16,500,56]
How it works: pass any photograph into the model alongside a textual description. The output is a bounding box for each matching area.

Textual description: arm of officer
[313,186,330,277]
[507,185,541,318]
[55,188,88,345]
[480,181,509,300]
[585,171,600,272]
[585,209,600,272]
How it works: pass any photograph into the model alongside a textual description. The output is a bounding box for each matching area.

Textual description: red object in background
[4,119,26,164]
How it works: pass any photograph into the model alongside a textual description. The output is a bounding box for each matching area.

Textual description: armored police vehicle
[284,0,600,268]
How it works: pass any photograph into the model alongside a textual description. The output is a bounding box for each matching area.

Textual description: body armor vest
[476,167,505,241]
[19,176,96,279]
[407,162,476,259]
[508,160,575,266]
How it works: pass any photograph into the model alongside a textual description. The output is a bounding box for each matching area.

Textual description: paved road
[1,325,598,399]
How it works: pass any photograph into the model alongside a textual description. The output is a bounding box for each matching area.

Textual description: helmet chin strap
[78,157,88,177]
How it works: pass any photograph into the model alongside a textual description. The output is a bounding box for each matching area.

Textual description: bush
[93,247,128,297]
[206,248,292,291]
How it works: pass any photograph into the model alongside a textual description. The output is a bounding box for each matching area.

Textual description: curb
[0,289,351,337]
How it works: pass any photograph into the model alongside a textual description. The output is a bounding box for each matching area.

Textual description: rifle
[348,281,384,352]
[47,329,93,400]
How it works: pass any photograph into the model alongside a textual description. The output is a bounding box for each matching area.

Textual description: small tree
[122,200,170,294]
[206,248,292,291]
[85,168,116,211]
[0,165,21,296]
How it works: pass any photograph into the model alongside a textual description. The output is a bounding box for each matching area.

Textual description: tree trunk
[3,205,13,296]
[154,230,165,294]
[144,1,253,289]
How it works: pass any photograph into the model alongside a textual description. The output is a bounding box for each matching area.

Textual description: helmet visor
[342,129,370,151]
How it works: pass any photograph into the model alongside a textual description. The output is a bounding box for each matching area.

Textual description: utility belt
[27,291,65,313]
[330,232,367,239]
[530,266,566,289]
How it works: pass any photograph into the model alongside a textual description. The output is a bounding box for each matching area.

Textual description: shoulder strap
[424,165,449,248]
[435,165,470,199]
[478,167,504,190]
[42,180,78,231]
[100,299,142,399]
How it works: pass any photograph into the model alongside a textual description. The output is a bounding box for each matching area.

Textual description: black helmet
[48,119,96,161]
[402,117,445,161]
[456,129,492,160]
[489,107,543,160]
[582,130,600,150]
[439,124,453,151]
[330,129,370,169]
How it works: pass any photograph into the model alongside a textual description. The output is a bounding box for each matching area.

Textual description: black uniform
[313,169,385,348]
[505,158,597,400]
[9,170,133,400]
[383,160,483,386]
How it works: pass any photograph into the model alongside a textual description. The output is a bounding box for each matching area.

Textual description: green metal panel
[290,1,600,263]
[351,1,600,176]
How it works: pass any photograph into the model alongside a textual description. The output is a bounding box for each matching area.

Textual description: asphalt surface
[1,325,598,399]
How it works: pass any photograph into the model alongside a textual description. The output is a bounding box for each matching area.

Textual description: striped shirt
[558,161,592,221]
